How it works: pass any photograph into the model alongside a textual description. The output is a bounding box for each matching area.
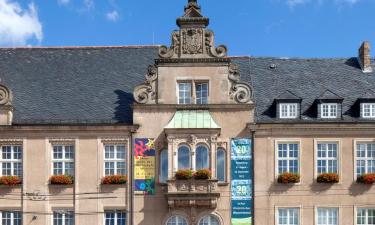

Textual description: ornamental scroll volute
[228,63,253,104]
[0,79,14,125]
[158,0,227,59]
[133,65,158,104]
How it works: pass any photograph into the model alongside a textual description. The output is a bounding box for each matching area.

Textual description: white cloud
[58,0,70,5]
[0,0,43,46]
[106,10,119,22]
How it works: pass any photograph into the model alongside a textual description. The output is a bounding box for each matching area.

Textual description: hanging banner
[134,138,156,195]
[231,138,253,225]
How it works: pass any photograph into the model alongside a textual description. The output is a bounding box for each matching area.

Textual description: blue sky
[0,0,374,58]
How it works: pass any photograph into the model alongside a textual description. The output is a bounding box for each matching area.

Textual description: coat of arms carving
[182,29,203,54]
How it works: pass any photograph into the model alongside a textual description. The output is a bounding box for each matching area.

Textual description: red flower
[101,175,127,185]
[277,173,300,184]
[0,176,22,186]
[50,175,74,185]
[193,169,212,180]
[317,173,339,183]
[357,173,375,184]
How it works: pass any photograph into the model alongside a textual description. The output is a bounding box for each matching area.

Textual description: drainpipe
[129,127,137,225]
[248,123,257,225]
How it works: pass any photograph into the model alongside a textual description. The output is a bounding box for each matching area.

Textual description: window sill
[0,184,22,188]
[217,182,229,186]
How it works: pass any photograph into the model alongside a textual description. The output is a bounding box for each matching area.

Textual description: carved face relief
[183,29,203,54]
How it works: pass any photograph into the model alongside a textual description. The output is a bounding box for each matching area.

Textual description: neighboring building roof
[0,47,374,125]
[165,110,220,129]
[243,57,375,123]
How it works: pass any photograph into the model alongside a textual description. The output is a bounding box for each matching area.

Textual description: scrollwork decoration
[159,31,180,59]
[205,30,227,58]
[133,65,158,104]
[0,84,11,105]
[228,63,253,104]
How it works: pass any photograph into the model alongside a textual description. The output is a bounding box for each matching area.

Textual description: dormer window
[321,103,338,119]
[178,81,209,105]
[362,103,375,118]
[280,103,298,119]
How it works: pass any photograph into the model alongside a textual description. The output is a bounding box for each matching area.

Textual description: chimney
[0,81,13,125]
[358,41,373,73]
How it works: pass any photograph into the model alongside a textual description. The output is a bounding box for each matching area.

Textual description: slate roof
[0,46,374,125]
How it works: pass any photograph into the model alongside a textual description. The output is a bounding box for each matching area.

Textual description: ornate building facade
[0,0,375,225]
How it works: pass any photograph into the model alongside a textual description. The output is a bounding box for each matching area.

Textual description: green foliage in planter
[277,172,300,184]
[175,169,193,180]
[0,176,22,186]
[193,169,212,180]
[357,173,375,184]
[317,173,339,183]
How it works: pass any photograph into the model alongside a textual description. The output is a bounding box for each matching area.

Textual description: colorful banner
[134,138,156,195]
[231,138,253,225]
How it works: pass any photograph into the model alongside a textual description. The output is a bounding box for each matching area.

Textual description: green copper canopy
[165,110,220,129]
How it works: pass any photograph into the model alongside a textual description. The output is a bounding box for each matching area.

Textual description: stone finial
[358,41,372,73]
[0,80,13,125]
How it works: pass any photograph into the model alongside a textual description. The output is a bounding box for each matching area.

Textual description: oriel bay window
[177,144,210,171]
[1,145,22,178]
[196,145,209,170]
[177,145,191,170]
[104,144,126,176]
[216,148,226,182]
[159,149,168,183]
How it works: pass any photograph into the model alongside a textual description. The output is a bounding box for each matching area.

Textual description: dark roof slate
[317,90,343,100]
[276,90,301,100]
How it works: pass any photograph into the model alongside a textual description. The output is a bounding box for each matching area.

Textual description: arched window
[198,215,220,225]
[216,148,226,182]
[196,145,209,170]
[159,149,168,183]
[166,216,188,225]
[178,145,191,170]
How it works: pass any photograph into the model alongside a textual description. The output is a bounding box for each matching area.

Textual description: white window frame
[279,103,298,119]
[176,144,192,171]
[315,141,340,176]
[177,82,192,105]
[315,207,339,225]
[0,145,22,177]
[177,80,209,105]
[104,144,126,176]
[276,207,301,225]
[195,144,209,170]
[52,145,75,176]
[195,82,209,104]
[216,147,226,183]
[104,210,126,225]
[321,103,338,119]
[362,103,375,119]
[356,207,375,225]
[355,141,375,177]
[52,210,74,225]
[0,211,22,225]
[276,142,300,175]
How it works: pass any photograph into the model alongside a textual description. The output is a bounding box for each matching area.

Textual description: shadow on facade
[113,90,134,124]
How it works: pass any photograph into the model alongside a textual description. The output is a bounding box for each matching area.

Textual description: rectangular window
[317,143,338,175]
[278,208,300,225]
[0,211,22,225]
[357,208,375,225]
[317,208,338,225]
[53,211,74,225]
[0,145,22,177]
[357,142,375,176]
[280,104,298,119]
[195,83,208,104]
[321,104,338,119]
[277,143,299,174]
[362,103,375,118]
[52,145,74,176]
[178,82,192,104]
[105,211,126,225]
[104,145,126,176]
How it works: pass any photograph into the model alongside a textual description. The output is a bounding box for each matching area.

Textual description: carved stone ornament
[158,0,227,59]
[133,65,158,104]
[228,63,253,104]
[0,83,12,105]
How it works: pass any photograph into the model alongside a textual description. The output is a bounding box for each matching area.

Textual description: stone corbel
[228,63,253,104]
[133,65,158,104]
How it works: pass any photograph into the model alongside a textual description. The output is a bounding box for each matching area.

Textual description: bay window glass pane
[196,145,209,170]
[217,148,225,182]
[178,146,190,170]
[160,150,168,183]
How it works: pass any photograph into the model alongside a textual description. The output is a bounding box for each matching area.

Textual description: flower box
[0,176,22,186]
[317,173,339,184]
[101,175,127,185]
[50,175,74,185]
[277,172,300,184]
[175,170,193,180]
[193,169,212,180]
[357,173,375,184]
